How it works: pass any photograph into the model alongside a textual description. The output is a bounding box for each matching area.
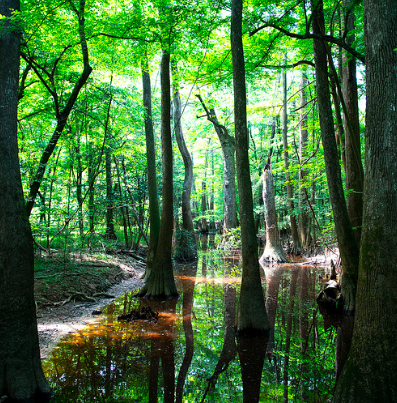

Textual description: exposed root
[56,292,97,306]
[260,245,287,263]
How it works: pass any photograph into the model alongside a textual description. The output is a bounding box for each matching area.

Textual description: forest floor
[35,243,339,360]
[34,248,146,359]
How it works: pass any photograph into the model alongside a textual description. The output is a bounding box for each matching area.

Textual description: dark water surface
[43,241,336,402]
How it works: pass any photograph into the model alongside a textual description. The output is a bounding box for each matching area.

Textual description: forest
[0,0,396,402]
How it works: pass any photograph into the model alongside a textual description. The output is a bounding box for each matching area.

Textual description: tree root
[56,292,97,305]
[260,245,288,263]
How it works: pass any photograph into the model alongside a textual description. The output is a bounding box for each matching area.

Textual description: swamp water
[43,241,337,402]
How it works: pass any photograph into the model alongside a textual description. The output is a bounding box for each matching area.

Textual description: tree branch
[249,23,365,63]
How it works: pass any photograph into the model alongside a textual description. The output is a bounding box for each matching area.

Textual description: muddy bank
[35,252,145,359]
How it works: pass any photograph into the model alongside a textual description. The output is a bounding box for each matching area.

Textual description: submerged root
[118,306,159,324]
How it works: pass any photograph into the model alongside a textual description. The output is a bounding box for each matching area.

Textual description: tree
[311,0,359,313]
[0,1,52,400]
[333,0,397,400]
[281,66,300,253]
[23,0,92,217]
[298,73,310,248]
[260,119,287,263]
[141,53,161,277]
[196,95,239,231]
[260,158,288,263]
[135,50,178,299]
[341,0,364,247]
[172,61,197,261]
[231,0,269,333]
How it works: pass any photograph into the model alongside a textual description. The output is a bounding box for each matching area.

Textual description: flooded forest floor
[34,245,338,360]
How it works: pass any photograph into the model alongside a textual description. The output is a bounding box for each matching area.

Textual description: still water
[43,239,336,402]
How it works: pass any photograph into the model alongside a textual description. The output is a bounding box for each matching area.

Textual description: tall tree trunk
[76,139,85,243]
[342,0,364,247]
[196,95,238,231]
[311,0,359,312]
[104,87,116,240]
[311,0,360,376]
[201,164,208,232]
[142,54,161,277]
[282,67,300,252]
[333,0,397,400]
[87,141,95,234]
[114,157,129,249]
[260,161,288,263]
[171,61,196,261]
[231,0,269,333]
[298,74,309,247]
[135,51,178,299]
[0,1,52,399]
[105,146,117,239]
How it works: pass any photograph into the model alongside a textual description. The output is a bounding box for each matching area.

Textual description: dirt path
[37,274,144,359]
[35,252,145,360]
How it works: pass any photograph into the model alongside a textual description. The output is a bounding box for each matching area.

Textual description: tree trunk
[231,0,269,333]
[196,95,238,231]
[104,88,116,240]
[142,54,161,277]
[311,0,359,313]
[0,1,52,399]
[201,148,209,233]
[171,61,196,261]
[333,0,397,400]
[75,139,85,243]
[135,51,178,299]
[298,73,309,247]
[114,157,129,249]
[260,162,288,263]
[282,67,300,252]
[87,141,95,234]
[105,146,117,240]
[342,0,364,247]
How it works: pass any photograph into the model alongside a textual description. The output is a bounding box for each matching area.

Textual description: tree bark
[333,0,397,400]
[260,162,288,263]
[104,89,117,240]
[281,67,300,252]
[342,0,364,247]
[171,61,196,261]
[135,51,178,299]
[142,54,161,276]
[231,0,269,333]
[196,95,238,231]
[0,1,52,399]
[311,0,359,313]
[298,73,309,247]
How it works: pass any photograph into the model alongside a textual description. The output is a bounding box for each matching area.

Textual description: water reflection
[43,246,336,402]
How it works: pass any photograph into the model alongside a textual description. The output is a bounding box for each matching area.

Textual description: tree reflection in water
[43,244,336,402]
